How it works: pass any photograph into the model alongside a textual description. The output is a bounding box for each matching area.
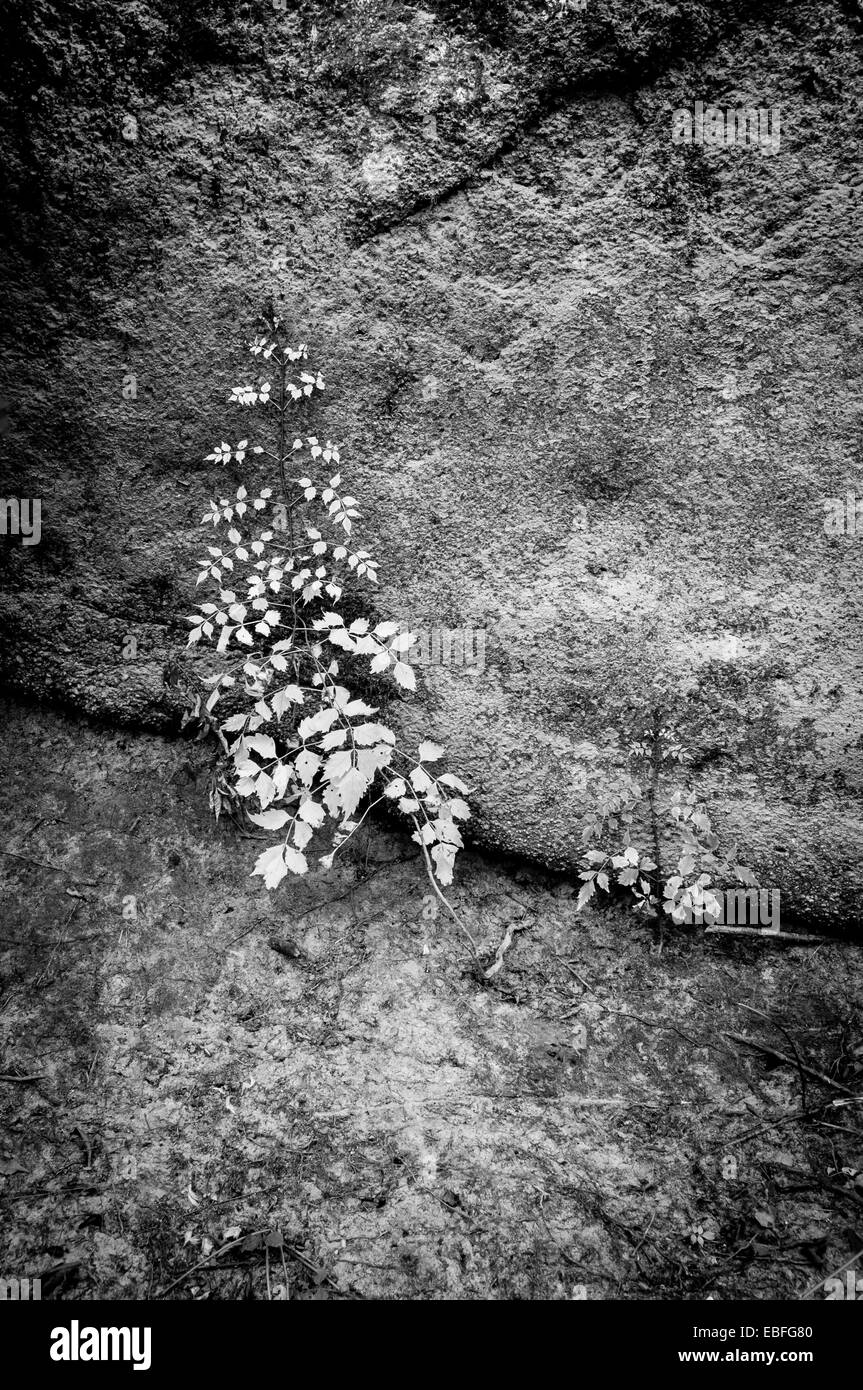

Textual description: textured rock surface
[1,1,862,928]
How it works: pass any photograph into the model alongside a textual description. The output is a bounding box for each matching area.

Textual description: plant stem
[647,705,664,929]
[276,349,295,555]
[410,815,481,962]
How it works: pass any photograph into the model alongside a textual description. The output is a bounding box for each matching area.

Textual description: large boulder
[1,1,861,929]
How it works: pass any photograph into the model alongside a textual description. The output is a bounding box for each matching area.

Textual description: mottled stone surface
[1,2,861,928]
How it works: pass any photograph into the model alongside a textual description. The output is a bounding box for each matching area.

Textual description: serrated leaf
[410,766,434,794]
[295,750,321,785]
[248,809,291,830]
[293,820,314,851]
[252,844,288,889]
[336,766,372,818]
[284,846,309,875]
[298,707,340,741]
[291,794,320,826]
[431,843,456,886]
[393,661,416,690]
[418,740,445,762]
[247,734,277,760]
[352,722,395,746]
[272,686,303,718]
[343,699,376,717]
[576,878,597,911]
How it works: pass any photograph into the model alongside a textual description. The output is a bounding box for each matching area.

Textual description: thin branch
[2,849,65,872]
[410,815,480,961]
[705,925,824,944]
[797,1246,863,1302]
[556,956,700,1043]
[483,914,529,980]
[739,1003,808,1112]
[154,1231,268,1299]
[719,1095,862,1149]
[723,1032,857,1095]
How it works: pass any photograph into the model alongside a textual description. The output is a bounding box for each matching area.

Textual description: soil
[1,696,860,1300]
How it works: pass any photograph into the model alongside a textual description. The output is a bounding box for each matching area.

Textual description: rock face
[1,1,861,929]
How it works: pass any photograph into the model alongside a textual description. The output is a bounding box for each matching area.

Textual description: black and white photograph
[0,0,861,1357]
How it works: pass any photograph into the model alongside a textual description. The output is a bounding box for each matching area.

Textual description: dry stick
[411,814,532,978]
[35,901,82,993]
[0,1073,44,1083]
[820,1180,863,1211]
[798,1246,863,1302]
[723,1033,856,1095]
[155,1231,267,1299]
[720,1096,863,1150]
[740,1003,809,1113]
[565,1097,629,1107]
[219,859,408,952]
[72,1125,93,1170]
[616,1211,658,1296]
[483,914,529,980]
[156,1229,340,1299]
[556,956,699,1044]
[1,931,111,950]
[705,925,824,944]
[2,849,65,872]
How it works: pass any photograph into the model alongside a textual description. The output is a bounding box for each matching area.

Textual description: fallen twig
[1,849,65,872]
[723,1033,856,1095]
[155,1231,268,1299]
[155,1229,341,1299]
[740,1004,809,1112]
[705,926,824,944]
[220,854,414,951]
[720,1095,863,1149]
[0,931,111,949]
[0,1073,44,1083]
[565,1097,630,1107]
[483,914,529,980]
[556,956,699,1044]
[72,1125,94,1169]
[819,1180,863,1212]
[798,1245,863,1301]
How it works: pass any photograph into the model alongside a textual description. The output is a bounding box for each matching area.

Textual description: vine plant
[577,709,757,928]
[183,314,475,950]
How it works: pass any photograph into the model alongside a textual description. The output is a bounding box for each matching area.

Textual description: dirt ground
[0,697,861,1301]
